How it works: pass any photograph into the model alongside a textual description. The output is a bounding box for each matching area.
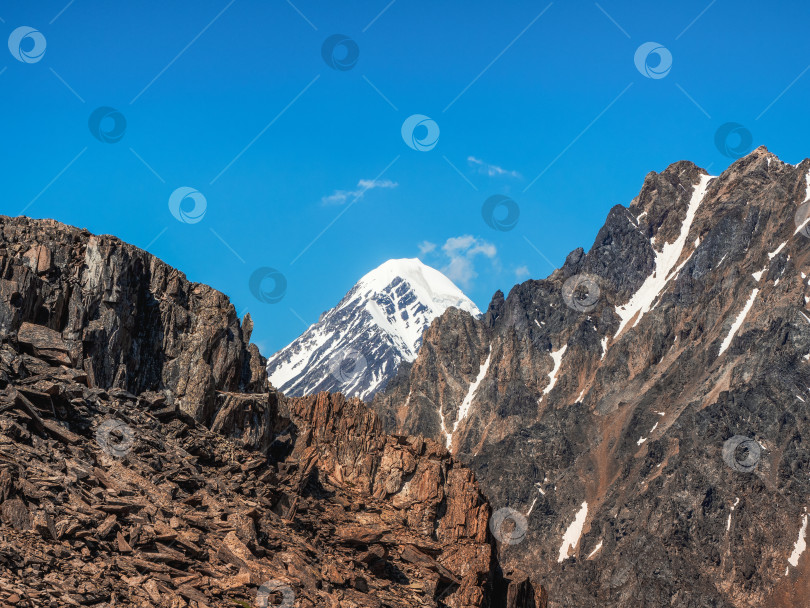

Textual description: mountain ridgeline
[374,147,810,607]
[4,145,810,607]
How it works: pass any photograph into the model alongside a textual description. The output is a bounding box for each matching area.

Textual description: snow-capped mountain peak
[355,258,479,359]
[266,258,480,400]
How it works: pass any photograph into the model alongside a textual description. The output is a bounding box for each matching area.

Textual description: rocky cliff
[375,147,810,607]
[0,216,542,607]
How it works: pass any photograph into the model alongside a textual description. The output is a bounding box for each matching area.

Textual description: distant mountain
[266,258,480,399]
[374,147,810,607]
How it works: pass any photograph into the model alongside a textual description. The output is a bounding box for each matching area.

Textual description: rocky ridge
[0,217,543,607]
[375,147,810,607]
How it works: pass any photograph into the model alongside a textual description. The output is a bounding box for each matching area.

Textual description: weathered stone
[17,322,71,365]
[21,244,51,274]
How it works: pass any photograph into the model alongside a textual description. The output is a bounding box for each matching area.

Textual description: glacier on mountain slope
[266,258,481,400]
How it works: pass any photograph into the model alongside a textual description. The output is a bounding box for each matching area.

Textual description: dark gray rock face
[375,147,810,607]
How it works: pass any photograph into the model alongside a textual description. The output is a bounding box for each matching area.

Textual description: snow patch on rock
[718,289,759,356]
[540,345,568,402]
[614,175,713,338]
[448,348,492,448]
[788,513,808,568]
[558,501,589,562]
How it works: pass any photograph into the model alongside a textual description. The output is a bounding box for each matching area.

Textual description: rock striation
[0,216,543,608]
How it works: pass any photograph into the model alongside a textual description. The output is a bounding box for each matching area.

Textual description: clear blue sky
[2,0,809,355]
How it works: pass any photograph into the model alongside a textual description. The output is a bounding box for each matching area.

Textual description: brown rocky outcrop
[0,215,533,607]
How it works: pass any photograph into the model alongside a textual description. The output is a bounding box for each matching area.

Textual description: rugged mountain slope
[267,258,480,400]
[374,147,810,607]
[0,217,542,608]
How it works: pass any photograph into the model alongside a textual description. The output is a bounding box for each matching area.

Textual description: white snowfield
[266,258,480,400]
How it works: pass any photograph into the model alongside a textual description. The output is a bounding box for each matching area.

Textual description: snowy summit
[266,258,480,400]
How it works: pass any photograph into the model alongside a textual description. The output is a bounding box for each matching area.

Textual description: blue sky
[2,0,810,355]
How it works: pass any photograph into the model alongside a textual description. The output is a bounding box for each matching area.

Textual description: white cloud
[468,156,521,179]
[418,241,436,255]
[439,235,497,289]
[322,179,398,205]
[515,265,530,280]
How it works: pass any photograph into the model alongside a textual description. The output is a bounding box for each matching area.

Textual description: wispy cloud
[436,235,498,289]
[467,156,521,179]
[322,178,398,205]
[515,265,530,280]
[418,240,436,255]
